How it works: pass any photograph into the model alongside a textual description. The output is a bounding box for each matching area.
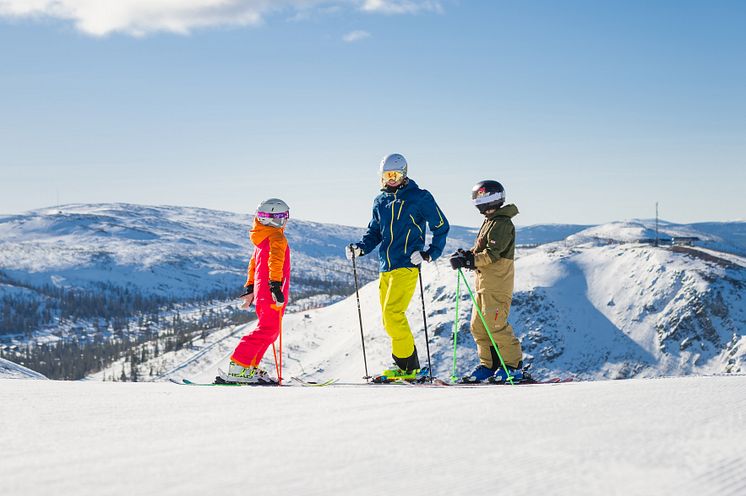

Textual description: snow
[4,205,746,494]
[0,357,47,379]
[1,375,745,496]
[85,238,746,385]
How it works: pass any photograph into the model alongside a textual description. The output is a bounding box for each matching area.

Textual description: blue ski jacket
[357,178,450,272]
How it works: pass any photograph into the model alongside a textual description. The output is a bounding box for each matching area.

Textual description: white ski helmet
[380,153,408,175]
[379,153,408,186]
[256,198,289,228]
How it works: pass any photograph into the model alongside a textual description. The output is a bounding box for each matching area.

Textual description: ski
[291,376,339,387]
[364,376,574,387]
[168,378,239,387]
[168,377,280,387]
[455,376,574,386]
[169,376,573,387]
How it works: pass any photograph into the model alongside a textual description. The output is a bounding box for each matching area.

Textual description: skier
[217,198,291,385]
[347,153,449,381]
[449,180,524,383]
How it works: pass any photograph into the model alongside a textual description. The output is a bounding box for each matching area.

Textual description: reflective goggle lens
[256,211,289,219]
[382,170,404,183]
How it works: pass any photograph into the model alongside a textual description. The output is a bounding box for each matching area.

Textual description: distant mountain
[275,234,746,380]
[566,219,746,256]
[515,224,592,245]
[0,203,479,299]
[0,203,475,351]
[3,204,745,381]
[99,220,746,383]
[0,203,373,300]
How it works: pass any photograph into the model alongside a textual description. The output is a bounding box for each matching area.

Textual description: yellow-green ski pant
[379,267,419,359]
[470,291,523,369]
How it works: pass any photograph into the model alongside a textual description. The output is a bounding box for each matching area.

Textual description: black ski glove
[269,281,285,305]
[240,284,254,298]
[449,249,475,270]
[239,284,254,309]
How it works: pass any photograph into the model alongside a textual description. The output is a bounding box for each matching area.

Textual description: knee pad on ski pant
[378,267,419,360]
[469,290,522,369]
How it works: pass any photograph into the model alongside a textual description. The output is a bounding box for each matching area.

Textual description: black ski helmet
[472,180,506,214]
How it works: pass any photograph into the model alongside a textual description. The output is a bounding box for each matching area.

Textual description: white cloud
[343,29,370,43]
[0,0,443,37]
[361,0,442,15]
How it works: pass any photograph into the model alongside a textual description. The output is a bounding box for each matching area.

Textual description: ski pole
[271,305,285,385]
[451,270,461,382]
[458,268,515,385]
[271,342,280,384]
[278,315,283,385]
[418,267,433,382]
[350,246,370,381]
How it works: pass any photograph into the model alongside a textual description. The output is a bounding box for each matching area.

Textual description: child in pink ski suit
[222,199,290,384]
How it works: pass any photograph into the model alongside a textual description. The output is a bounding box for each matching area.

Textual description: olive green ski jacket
[471,203,519,296]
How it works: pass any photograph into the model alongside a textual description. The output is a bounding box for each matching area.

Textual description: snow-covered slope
[2,376,744,496]
[3,204,745,382]
[0,203,477,294]
[566,219,746,256]
[267,242,745,381]
[515,223,592,245]
[0,357,47,379]
[137,236,746,385]
[0,203,476,345]
[0,203,372,299]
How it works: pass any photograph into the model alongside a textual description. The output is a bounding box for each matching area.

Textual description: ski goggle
[381,170,404,183]
[256,211,289,220]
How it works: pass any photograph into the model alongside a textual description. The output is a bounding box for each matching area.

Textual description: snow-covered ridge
[0,357,47,379]
[0,203,479,298]
[2,203,745,382]
[0,203,369,298]
[0,203,477,350]
[278,241,746,381]
[564,219,746,255]
[151,240,746,385]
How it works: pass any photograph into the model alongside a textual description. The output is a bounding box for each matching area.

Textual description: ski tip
[291,376,338,387]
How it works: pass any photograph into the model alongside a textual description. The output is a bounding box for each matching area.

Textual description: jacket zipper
[397,200,405,220]
[386,191,397,270]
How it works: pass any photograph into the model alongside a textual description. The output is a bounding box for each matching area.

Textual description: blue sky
[1,0,744,228]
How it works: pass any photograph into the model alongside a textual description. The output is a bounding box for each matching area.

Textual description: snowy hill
[113,229,746,385]
[0,203,373,300]
[1,375,745,496]
[0,357,47,379]
[2,204,745,382]
[566,219,746,256]
[0,203,478,298]
[514,223,592,245]
[0,203,476,345]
